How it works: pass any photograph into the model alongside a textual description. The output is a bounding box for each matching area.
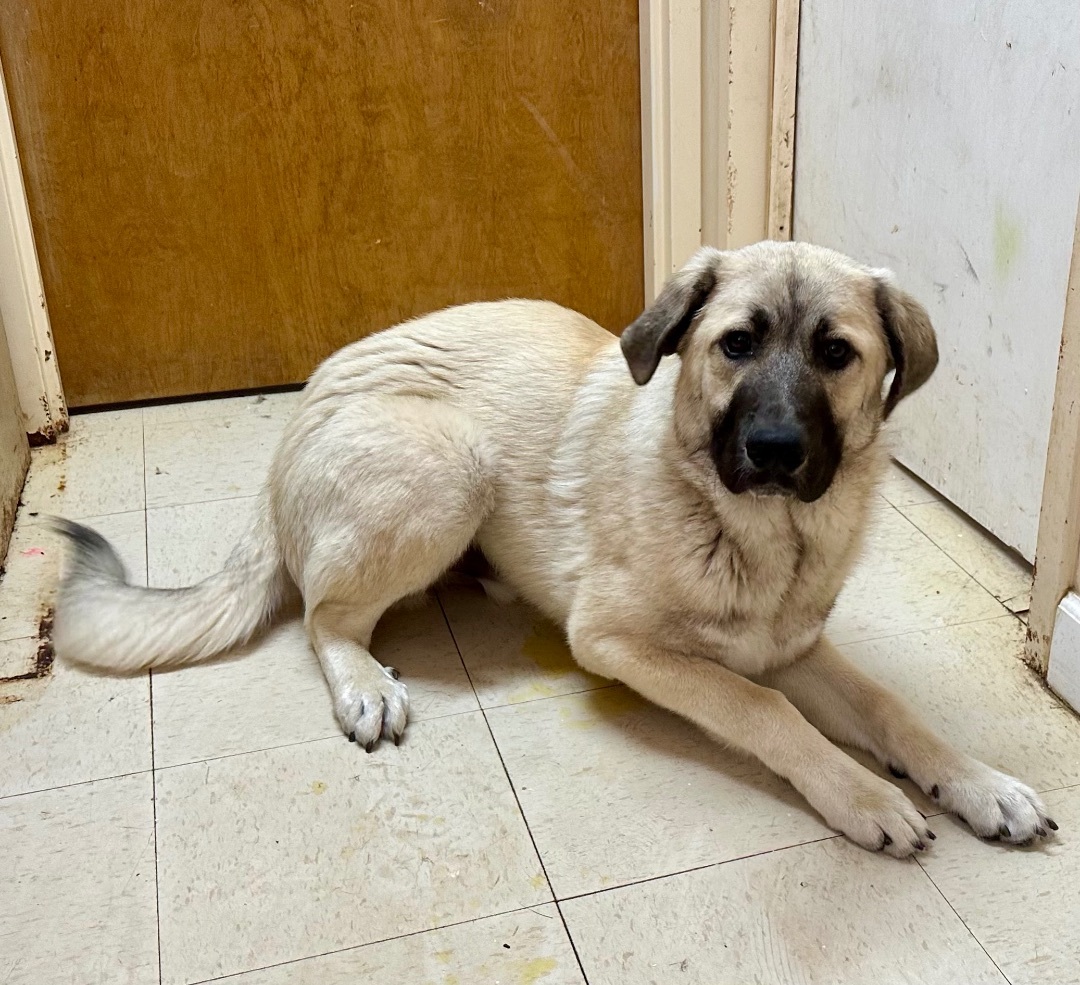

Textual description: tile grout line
[144,491,260,517]
[553,833,841,905]
[434,588,593,985]
[8,751,1080,812]
[892,499,1025,619]
[895,502,1031,616]
[149,669,164,985]
[182,901,567,985]
[833,605,1022,650]
[141,408,165,985]
[0,767,155,803]
[915,856,1014,984]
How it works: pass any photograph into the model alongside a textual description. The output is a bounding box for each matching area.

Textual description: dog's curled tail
[51,499,289,673]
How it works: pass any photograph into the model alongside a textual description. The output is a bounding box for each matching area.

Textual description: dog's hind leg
[280,398,494,749]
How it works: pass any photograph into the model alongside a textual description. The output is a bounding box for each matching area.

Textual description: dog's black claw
[1047,818,1059,831]
[387,667,401,680]
[914,841,926,851]
[930,784,940,800]
[393,733,402,746]
[998,824,1011,839]
[881,833,893,848]
[1036,825,1047,837]
[926,830,936,840]
[364,739,377,753]
[348,732,356,743]
[888,764,907,779]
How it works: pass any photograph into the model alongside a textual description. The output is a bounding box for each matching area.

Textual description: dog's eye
[720,330,754,359]
[821,338,853,370]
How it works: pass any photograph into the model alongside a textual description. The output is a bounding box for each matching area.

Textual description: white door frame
[0,55,66,441]
[639,0,800,301]
[1030,188,1080,680]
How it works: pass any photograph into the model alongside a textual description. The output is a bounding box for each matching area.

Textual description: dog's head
[620,241,937,503]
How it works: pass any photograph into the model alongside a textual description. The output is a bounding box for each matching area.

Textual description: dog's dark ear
[873,273,938,416]
[620,248,722,385]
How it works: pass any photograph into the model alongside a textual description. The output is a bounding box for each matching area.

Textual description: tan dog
[53,241,1056,856]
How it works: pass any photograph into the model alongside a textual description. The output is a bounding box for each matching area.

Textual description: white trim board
[639,0,789,303]
[1048,593,1080,715]
[0,55,67,440]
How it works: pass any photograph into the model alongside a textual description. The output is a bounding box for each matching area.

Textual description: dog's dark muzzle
[711,376,843,503]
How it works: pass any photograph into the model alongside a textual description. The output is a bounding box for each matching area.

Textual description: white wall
[794,0,1080,559]
[0,313,29,559]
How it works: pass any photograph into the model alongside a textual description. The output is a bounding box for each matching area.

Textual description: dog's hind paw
[336,666,409,752]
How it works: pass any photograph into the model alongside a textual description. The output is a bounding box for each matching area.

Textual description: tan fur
[52,241,1055,854]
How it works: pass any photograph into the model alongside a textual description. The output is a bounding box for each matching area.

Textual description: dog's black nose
[745,426,806,473]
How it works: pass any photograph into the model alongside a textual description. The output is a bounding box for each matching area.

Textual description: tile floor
[2,393,1079,985]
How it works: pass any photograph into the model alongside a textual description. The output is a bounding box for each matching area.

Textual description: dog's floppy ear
[620,247,723,385]
[873,272,938,417]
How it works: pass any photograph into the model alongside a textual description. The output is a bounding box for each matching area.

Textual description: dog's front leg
[761,637,1057,844]
[570,629,933,857]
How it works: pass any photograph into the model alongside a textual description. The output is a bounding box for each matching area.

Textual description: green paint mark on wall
[993,205,1022,280]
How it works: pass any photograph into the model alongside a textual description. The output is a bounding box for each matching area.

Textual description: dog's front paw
[929,760,1057,844]
[817,769,935,858]
[333,665,409,752]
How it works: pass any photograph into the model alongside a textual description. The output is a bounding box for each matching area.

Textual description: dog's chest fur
[547,355,880,677]
[664,474,873,674]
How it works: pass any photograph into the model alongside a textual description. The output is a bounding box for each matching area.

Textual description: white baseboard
[1048,592,1080,714]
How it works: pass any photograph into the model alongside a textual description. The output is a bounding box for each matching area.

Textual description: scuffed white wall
[795,0,1080,559]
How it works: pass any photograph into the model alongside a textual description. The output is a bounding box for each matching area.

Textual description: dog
[52,241,1056,856]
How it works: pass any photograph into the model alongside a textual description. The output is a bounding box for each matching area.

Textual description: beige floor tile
[486,687,829,899]
[141,389,303,427]
[839,617,1080,797]
[152,603,478,768]
[879,459,942,508]
[899,500,1032,613]
[0,508,150,797]
[0,772,158,985]
[19,409,145,519]
[155,711,548,985]
[920,785,1080,985]
[561,837,1008,985]
[144,393,298,509]
[224,905,584,984]
[146,495,256,587]
[1,507,145,644]
[828,505,1005,645]
[438,583,610,708]
[0,644,151,798]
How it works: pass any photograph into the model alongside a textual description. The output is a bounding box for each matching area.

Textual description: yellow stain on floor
[517,956,559,983]
[559,686,640,729]
[310,780,327,795]
[521,620,575,675]
[434,949,454,964]
[506,681,561,704]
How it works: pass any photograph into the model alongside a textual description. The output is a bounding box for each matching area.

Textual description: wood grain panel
[0,0,642,406]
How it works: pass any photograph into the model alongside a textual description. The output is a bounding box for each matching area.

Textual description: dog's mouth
[718,460,801,499]
[710,430,838,504]
[742,471,799,497]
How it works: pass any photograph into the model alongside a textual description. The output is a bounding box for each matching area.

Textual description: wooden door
[794,0,1080,560]
[0,1,643,407]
